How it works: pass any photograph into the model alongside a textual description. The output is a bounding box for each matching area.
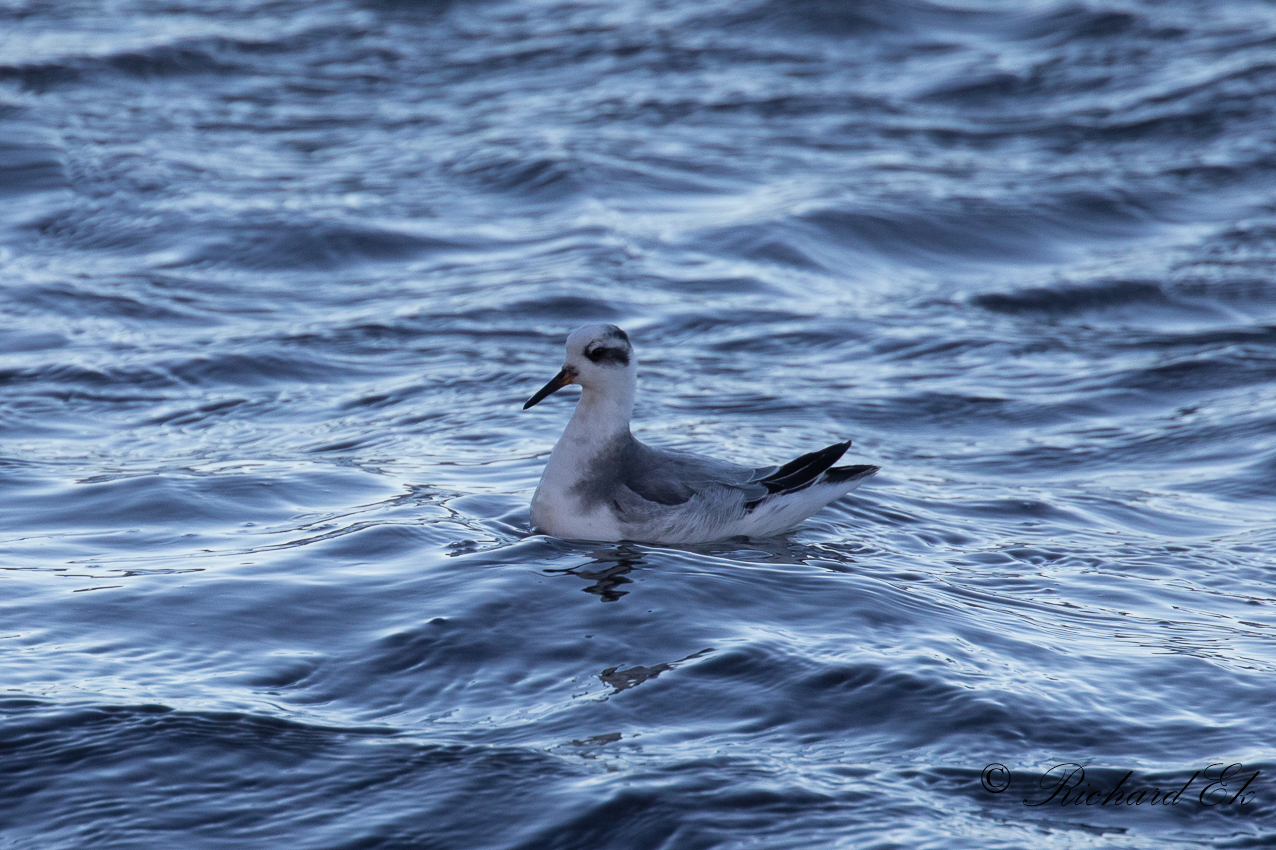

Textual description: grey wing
[602,436,863,527]
[614,439,766,514]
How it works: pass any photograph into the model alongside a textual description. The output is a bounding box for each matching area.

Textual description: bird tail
[745,441,877,510]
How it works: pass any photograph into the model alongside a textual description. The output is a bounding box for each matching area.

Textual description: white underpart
[728,479,866,539]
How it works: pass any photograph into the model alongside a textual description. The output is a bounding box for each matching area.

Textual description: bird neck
[562,379,635,447]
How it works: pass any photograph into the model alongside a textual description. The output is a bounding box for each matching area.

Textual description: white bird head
[523,323,636,409]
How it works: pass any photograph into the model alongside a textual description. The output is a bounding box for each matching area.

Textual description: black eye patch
[584,344,630,366]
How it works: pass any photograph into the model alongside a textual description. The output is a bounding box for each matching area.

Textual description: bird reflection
[543,536,857,603]
[545,544,643,602]
[690,535,806,564]
[600,648,713,694]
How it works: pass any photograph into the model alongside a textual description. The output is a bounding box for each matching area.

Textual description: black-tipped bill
[523,366,577,410]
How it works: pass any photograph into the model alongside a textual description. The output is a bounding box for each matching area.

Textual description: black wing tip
[757,440,854,493]
[744,462,878,511]
[760,440,849,481]
[824,464,879,484]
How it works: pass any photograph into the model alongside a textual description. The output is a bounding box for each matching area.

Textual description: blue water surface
[2,0,1276,847]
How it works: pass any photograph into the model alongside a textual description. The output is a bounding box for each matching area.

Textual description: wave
[0,129,66,199]
[697,188,1172,270]
[32,204,465,270]
[7,466,392,532]
[973,280,1172,315]
[177,220,465,271]
[711,0,984,37]
[0,41,240,92]
[0,26,369,91]
[0,701,575,850]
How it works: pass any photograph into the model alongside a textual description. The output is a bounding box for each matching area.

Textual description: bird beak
[523,366,577,410]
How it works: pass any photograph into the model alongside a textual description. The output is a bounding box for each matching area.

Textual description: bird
[521,323,878,544]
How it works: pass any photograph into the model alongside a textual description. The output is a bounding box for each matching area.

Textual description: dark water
[3,0,1276,846]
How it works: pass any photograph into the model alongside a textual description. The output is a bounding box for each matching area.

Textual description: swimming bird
[522,324,878,544]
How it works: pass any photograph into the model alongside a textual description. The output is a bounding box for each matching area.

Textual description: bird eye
[585,345,630,366]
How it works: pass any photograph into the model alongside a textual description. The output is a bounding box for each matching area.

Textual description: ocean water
[2,0,1276,847]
